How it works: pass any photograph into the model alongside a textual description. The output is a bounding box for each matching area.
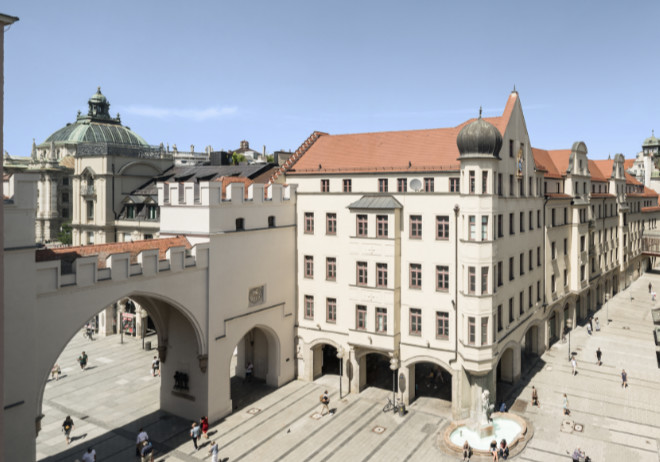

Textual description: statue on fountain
[482,390,495,424]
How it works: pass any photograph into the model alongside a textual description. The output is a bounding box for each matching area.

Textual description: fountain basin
[443,412,528,453]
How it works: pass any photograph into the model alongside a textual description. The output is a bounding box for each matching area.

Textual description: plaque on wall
[248,285,265,306]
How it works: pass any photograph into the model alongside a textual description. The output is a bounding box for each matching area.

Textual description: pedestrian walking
[140,440,154,462]
[595,317,600,331]
[531,386,540,407]
[320,390,330,416]
[649,282,652,293]
[200,416,209,439]
[588,317,593,332]
[245,362,253,382]
[77,351,88,371]
[136,428,149,456]
[81,447,96,462]
[151,356,160,377]
[462,440,471,462]
[621,369,628,388]
[190,421,201,450]
[563,393,570,415]
[208,440,220,462]
[571,356,577,376]
[596,348,602,366]
[572,447,585,462]
[51,363,61,381]
[62,415,74,445]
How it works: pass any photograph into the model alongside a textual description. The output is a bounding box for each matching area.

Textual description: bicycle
[382,397,405,414]
[82,327,95,341]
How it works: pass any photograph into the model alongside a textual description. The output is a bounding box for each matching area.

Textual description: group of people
[190,416,218,460]
[586,316,600,335]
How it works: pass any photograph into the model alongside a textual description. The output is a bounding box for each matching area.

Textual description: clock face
[249,286,264,305]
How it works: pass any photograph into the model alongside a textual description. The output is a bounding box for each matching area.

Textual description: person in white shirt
[136,428,149,456]
[81,447,96,462]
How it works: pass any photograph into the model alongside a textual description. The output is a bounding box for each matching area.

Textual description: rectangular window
[519,253,524,275]
[498,215,503,238]
[235,218,245,231]
[481,317,488,345]
[436,216,449,239]
[436,265,449,291]
[397,178,407,192]
[497,261,503,286]
[564,269,568,287]
[468,317,476,345]
[509,298,514,323]
[326,257,336,281]
[481,266,488,294]
[520,211,525,232]
[529,249,533,271]
[304,212,314,234]
[469,171,476,194]
[410,263,422,289]
[497,173,503,196]
[356,305,366,330]
[481,216,488,240]
[357,262,368,286]
[551,242,556,259]
[468,266,476,294]
[357,214,368,237]
[509,257,514,281]
[497,305,503,331]
[509,175,514,196]
[410,308,422,335]
[327,298,337,323]
[564,207,568,224]
[537,246,541,266]
[304,295,314,319]
[469,216,476,240]
[376,307,387,333]
[86,200,94,220]
[509,139,514,158]
[581,264,585,281]
[377,215,388,238]
[326,213,336,235]
[450,177,460,192]
[410,215,422,239]
[343,179,352,192]
[482,171,488,194]
[564,238,568,255]
[377,263,388,288]
[537,281,541,301]
[424,177,434,192]
[509,213,515,235]
[528,285,533,308]
[304,255,314,278]
[551,274,556,292]
[268,215,276,228]
[436,312,449,339]
[520,291,524,315]
[378,178,388,192]
[551,209,556,226]
[321,179,329,192]
[537,210,541,228]
[529,211,533,230]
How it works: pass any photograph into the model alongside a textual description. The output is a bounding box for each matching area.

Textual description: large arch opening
[411,362,451,401]
[548,312,559,346]
[35,292,204,461]
[310,343,340,380]
[229,326,281,412]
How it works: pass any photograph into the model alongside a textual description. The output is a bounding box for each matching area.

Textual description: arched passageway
[412,362,451,401]
[310,343,339,379]
[36,293,204,461]
[365,353,394,391]
[229,326,281,412]
[548,312,559,346]
[496,348,515,384]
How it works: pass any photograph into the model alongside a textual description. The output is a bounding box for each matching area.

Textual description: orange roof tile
[285,93,518,175]
[545,193,572,199]
[642,206,660,212]
[36,236,192,268]
[590,193,616,198]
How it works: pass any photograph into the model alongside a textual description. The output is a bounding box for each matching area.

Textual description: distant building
[628,131,660,193]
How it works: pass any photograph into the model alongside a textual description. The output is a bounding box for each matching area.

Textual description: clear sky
[2,0,659,159]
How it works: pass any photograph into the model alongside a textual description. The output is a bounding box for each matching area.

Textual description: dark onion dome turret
[456,108,503,158]
[642,130,659,147]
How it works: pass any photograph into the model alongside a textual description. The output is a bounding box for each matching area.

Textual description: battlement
[157,181,296,207]
[35,240,210,295]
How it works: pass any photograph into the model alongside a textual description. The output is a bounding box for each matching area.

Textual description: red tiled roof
[545,193,572,199]
[642,206,660,212]
[213,176,253,199]
[532,148,563,179]
[627,186,657,198]
[590,193,616,198]
[36,236,191,268]
[283,93,518,175]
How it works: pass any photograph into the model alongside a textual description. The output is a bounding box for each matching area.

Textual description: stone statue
[482,389,494,423]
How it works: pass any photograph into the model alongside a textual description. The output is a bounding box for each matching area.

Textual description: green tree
[232,152,246,165]
[58,222,72,245]
[266,154,274,163]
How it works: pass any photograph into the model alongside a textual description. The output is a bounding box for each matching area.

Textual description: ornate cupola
[456,108,503,158]
[86,87,112,121]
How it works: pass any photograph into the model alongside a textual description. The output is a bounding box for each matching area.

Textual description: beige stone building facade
[278,91,660,418]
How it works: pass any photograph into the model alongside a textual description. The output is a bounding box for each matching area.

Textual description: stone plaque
[249,285,264,306]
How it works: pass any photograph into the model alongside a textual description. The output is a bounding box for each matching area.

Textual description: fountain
[442,389,528,453]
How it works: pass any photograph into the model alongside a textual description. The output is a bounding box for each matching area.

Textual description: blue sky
[3,0,659,159]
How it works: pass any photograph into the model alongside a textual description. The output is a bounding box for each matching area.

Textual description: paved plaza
[37,273,660,461]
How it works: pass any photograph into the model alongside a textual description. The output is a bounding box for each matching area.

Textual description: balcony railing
[82,185,96,196]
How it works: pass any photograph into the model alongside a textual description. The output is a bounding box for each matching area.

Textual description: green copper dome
[39,87,149,148]
[643,130,659,147]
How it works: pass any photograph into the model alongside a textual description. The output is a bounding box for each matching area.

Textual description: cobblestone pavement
[37,273,660,461]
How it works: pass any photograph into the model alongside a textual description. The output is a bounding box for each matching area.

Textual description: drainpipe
[112,163,117,242]
[450,204,460,365]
